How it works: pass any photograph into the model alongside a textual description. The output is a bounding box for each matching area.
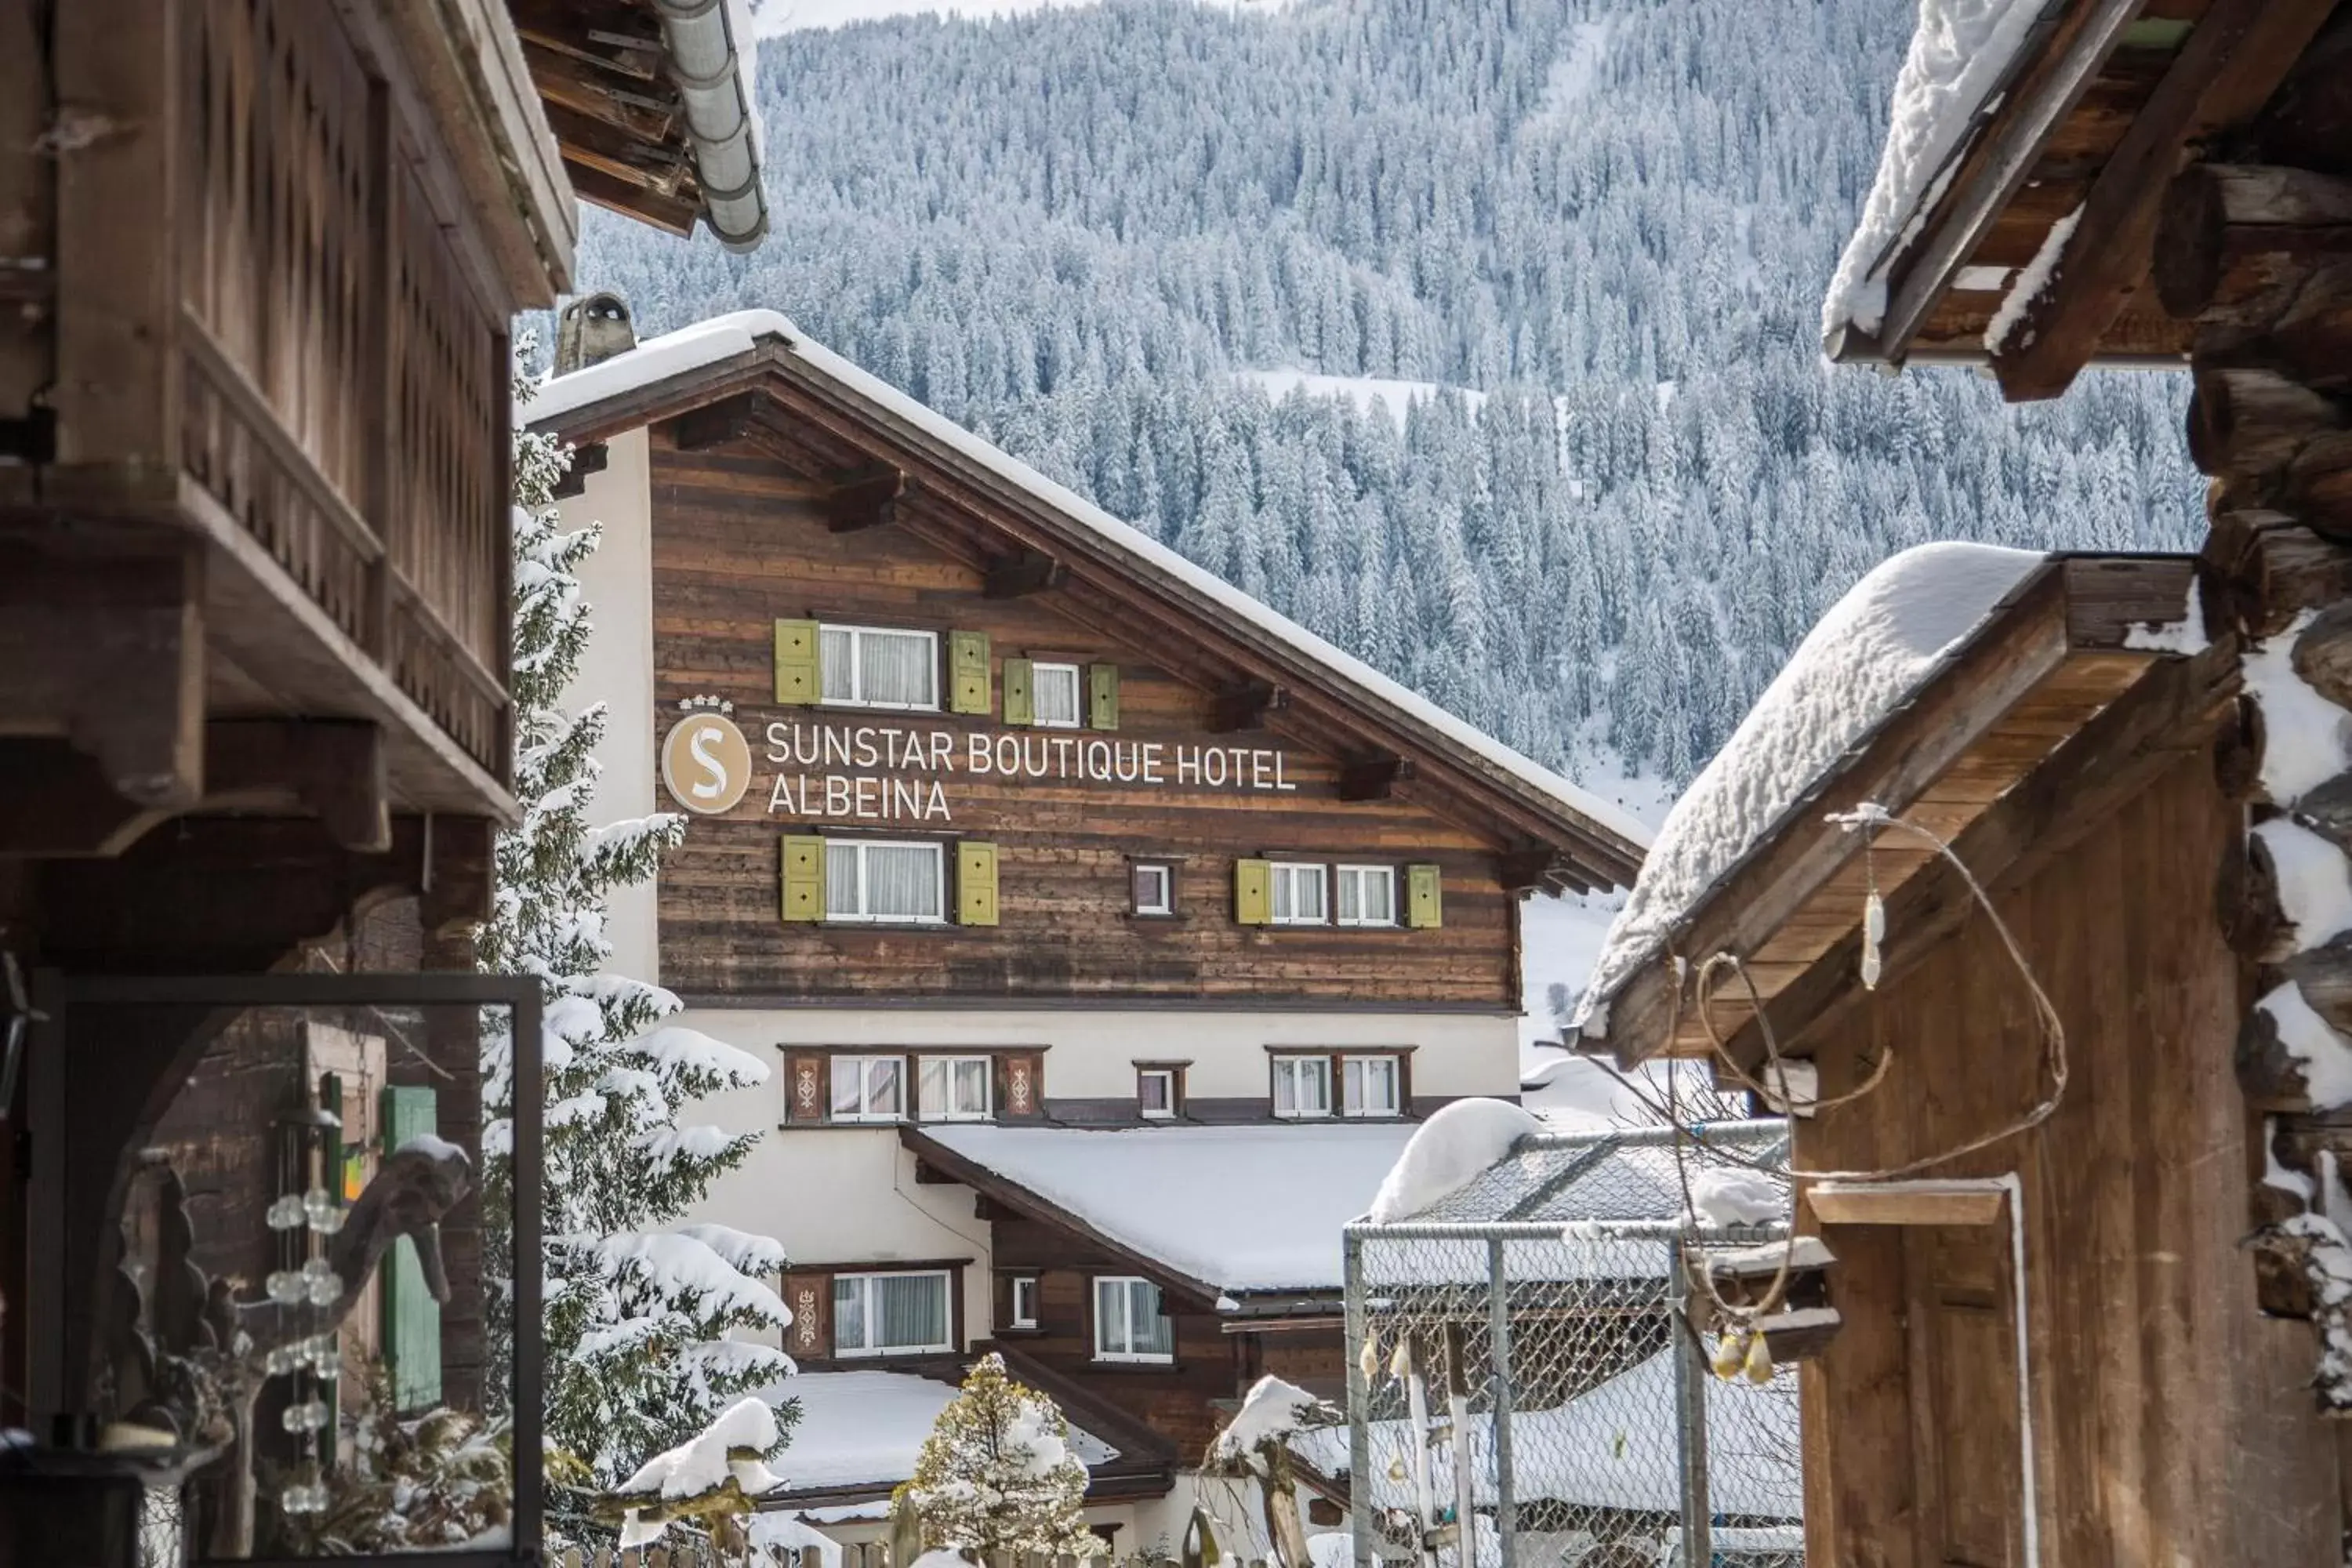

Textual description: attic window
[1033,662,1083,728]
[820,624,939,710]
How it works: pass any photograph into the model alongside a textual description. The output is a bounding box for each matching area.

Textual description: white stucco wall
[555,426,661,985]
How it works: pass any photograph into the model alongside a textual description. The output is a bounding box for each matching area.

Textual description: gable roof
[900,1122,1422,1300]
[1822,0,2343,399]
[528,311,1649,888]
[1577,550,2229,1067]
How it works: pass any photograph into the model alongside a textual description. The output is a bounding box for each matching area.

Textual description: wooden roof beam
[1209,681,1290,735]
[822,466,908,533]
[1992,0,2343,401]
[1337,755,1414,801]
[982,546,1065,599]
[666,393,760,452]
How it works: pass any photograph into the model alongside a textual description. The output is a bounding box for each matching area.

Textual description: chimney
[554,292,638,375]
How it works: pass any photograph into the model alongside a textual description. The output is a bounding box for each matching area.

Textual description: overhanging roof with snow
[1580,552,2230,1069]
[900,1122,1423,1300]
[528,312,1648,889]
[1820,0,2343,399]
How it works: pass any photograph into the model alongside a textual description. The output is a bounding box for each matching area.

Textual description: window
[1132,862,1174,916]
[833,1271,953,1356]
[1033,662,1083,728]
[1269,862,1327,925]
[1335,866,1396,927]
[920,1055,992,1121]
[1094,1276,1173,1363]
[1138,1066,1179,1121]
[832,1055,905,1122]
[1342,1054,1401,1117]
[826,839,946,924]
[1272,1054,1333,1119]
[820,624,939,710]
[1009,1276,1040,1330]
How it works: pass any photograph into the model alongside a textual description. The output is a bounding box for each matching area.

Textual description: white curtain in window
[861,630,935,707]
[866,1057,902,1116]
[920,1056,990,1117]
[1035,664,1082,726]
[1363,871,1392,923]
[1131,1282,1173,1356]
[875,1273,949,1349]
[832,1276,866,1350]
[1095,1277,1127,1352]
[1345,1056,1397,1115]
[825,842,861,917]
[865,843,942,919]
[820,627,856,702]
[1097,1278,1169,1357]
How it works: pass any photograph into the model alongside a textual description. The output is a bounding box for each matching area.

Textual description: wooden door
[1904,1221,2023,1567]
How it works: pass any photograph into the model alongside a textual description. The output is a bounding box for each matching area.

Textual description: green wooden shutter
[1406,862,1443,929]
[1003,658,1035,726]
[958,841,1000,926]
[1234,858,1272,925]
[949,630,993,715]
[782,836,825,922]
[775,619,821,706]
[1087,663,1120,731]
[380,1085,443,1412]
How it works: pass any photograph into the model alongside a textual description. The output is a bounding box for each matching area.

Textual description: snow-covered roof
[1575,543,2046,1039]
[910,1123,1424,1293]
[767,1370,1116,1497]
[528,311,1650,867]
[1820,0,2055,340]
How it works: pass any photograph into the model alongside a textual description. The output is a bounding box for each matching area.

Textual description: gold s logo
[660,709,752,815]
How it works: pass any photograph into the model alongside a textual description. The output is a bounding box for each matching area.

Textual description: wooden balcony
[1,0,579,840]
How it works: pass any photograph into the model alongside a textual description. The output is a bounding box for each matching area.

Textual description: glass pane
[1036,664,1081,726]
[1139,1071,1169,1114]
[826,841,861,916]
[833,1058,867,1117]
[834,1276,866,1352]
[1273,1061,1297,1115]
[875,1274,948,1349]
[919,1056,947,1116]
[821,626,855,702]
[1342,1056,1363,1109]
[864,843,942,920]
[866,1058,903,1117]
[953,1058,989,1115]
[1303,1057,1331,1112]
[1096,1278,1127,1353]
[1298,868,1326,920]
[861,630,936,708]
[1272,869,1293,921]
[1338,870,1361,921]
[1131,1280,1173,1357]
[1365,871,1392,923]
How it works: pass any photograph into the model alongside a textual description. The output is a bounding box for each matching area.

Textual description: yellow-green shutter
[949,630,992,715]
[1406,862,1443,928]
[775,619,820,706]
[1003,658,1035,726]
[1088,663,1120,731]
[958,841,1000,926]
[781,836,825,923]
[1235,858,1272,925]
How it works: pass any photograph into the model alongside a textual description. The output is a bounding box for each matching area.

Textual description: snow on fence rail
[1340,1120,1803,1568]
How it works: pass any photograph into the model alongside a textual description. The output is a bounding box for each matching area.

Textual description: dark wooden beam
[1208,681,1288,735]
[1993,0,2342,401]
[822,465,908,533]
[1858,0,2143,364]
[1336,756,1413,801]
[551,440,608,500]
[1497,846,1570,895]
[666,393,761,453]
[982,547,1065,600]
[420,814,497,937]
[0,740,170,857]
[204,720,390,852]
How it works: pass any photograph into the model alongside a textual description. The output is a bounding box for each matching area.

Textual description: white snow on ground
[533,311,1649,857]
[1233,369,1486,427]
[1368,1099,1544,1223]
[919,1123,1419,1290]
[1534,20,1612,119]
[1982,205,2081,353]
[1821,0,2053,338]
[1577,543,2046,1039]
[765,1370,1116,1493]
[1519,889,1624,1062]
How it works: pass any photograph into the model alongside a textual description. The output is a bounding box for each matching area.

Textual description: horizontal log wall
[649,441,1521,1007]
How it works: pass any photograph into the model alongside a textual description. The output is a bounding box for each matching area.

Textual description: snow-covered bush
[896,1354,1099,1556]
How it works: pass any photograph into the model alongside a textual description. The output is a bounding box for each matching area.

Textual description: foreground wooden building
[0,3,762,1562]
[526,307,1647,1549]
[1581,4,2352,1563]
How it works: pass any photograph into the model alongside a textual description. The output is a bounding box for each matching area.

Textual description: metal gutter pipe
[652,0,771,252]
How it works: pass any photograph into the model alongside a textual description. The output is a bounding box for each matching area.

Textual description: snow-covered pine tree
[481,349,797,1509]
[897,1354,1099,1556]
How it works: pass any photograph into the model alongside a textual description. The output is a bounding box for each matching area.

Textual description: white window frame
[1093,1275,1173,1363]
[819,622,942,712]
[1269,862,1328,926]
[919,1054,993,1122]
[1341,1054,1402,1118]
[1032,661,1084,729]
[1138,1066,1178,1121]
[831,1054,906,1123]
[1272,1054,1334,1120]
[1009,1275,1040,1330]
[1132,862,1174,916]
[833,1269,954,1357]
[825,838,947,925]
[1334,865,1398,927]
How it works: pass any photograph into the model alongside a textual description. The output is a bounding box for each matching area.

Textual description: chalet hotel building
[530,300,1646,1548]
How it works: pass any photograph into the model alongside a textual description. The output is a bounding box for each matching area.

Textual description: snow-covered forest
[572,0,2201,807]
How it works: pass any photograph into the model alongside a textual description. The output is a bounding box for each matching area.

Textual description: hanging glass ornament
[265,1270,306,1305]
[266,1194,307,1231]
[1860,890,1886,989]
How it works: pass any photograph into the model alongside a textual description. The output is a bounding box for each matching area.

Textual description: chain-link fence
[1330,1121,1802,1568]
